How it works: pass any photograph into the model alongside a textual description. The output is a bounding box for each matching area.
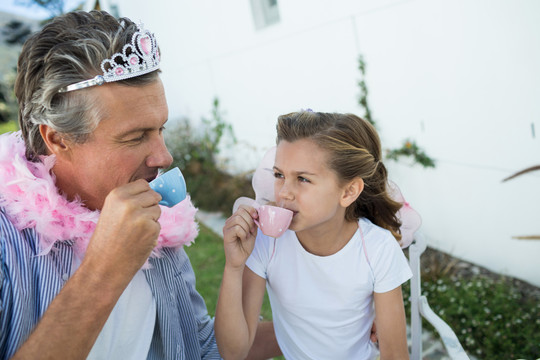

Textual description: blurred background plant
[14,0,66,18]
[502,165,540,241]
[0,81,16,125]
[0,16,32,132]
[1,0,74,135]
[386,139,436,168]
[165,98,254,216]
[357,55,435,169]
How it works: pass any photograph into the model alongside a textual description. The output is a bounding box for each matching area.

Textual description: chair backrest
[408,231,470,360]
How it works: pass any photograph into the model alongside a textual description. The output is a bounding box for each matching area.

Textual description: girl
[215,111,412,360]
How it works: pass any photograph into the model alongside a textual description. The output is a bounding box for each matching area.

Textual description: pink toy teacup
[254,205,293,238]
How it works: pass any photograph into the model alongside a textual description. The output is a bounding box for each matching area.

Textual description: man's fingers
[109,180,162,208]
[138,189,162,209]
[146,204,162,222]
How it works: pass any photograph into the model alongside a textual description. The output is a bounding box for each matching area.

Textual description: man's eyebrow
[116,127,152,138]
[116,120,168,138]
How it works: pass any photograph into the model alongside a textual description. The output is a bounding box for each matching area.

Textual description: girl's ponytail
[350,160,402,241]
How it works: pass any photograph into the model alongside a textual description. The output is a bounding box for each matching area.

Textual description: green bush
[402,249,540,359]
[166,98,254,216]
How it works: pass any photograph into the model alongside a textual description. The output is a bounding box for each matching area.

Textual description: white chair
[408,231,470,360]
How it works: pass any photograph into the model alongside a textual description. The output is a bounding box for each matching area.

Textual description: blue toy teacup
[149,167,187,207]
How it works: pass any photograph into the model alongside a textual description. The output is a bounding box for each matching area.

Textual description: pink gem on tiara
[140,36,151,55]
[59,24,161,93]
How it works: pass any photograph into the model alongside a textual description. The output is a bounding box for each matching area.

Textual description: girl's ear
[39,124,69,156]
[341,177,364,207]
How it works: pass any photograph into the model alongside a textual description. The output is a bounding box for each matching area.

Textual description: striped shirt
[0,208,221,359]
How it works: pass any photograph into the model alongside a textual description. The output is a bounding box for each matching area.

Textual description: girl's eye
[273,172,284,179]
[298,176,310,183]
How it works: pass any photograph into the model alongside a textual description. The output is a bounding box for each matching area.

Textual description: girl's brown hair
[276,111,402,241]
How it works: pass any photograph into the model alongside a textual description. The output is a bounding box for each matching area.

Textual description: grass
[0,120,18,134]
[185,222,273,320]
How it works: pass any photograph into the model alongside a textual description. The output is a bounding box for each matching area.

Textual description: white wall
[110,0,540,287]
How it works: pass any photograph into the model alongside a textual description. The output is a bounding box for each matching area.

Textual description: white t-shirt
[86,270,156,360]
[246,218,412,360]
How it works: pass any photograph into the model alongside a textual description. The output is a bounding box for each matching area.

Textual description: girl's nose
[276,182,294,202]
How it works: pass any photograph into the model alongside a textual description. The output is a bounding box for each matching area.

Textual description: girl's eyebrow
[273,166,317,176]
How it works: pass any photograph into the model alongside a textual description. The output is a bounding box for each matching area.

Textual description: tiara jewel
[59,24,161,93]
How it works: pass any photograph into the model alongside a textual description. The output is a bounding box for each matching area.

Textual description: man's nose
[147,137,173,169]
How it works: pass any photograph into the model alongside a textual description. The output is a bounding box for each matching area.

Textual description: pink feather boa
[0,131,198,262]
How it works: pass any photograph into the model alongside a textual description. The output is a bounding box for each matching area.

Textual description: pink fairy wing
[232,147,276,213]
[252,146,277,205]
[388,181,422,248]
[232,197,259,213]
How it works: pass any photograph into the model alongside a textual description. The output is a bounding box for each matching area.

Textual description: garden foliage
[166,98,254,215]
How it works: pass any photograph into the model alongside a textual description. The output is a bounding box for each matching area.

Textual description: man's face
[54,78,173,210]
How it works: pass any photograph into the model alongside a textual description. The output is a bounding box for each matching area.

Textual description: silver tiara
[59,24,160,93]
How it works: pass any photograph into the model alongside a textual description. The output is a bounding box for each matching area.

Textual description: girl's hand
[222,205,259,270]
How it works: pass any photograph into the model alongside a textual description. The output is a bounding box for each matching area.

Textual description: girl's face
[273,139,351,237]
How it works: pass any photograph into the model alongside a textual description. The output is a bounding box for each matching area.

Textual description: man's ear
[341,177,364,207]
[39,124,69,156]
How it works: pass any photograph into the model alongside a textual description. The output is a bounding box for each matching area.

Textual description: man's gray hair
[14,10,160,160]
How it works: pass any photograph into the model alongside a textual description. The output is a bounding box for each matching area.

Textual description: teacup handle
[232,197,261,213]
[159,199,170,207]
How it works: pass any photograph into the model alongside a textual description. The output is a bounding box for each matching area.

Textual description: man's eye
[129,134,145,143]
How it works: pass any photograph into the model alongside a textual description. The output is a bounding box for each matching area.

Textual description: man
[0,10,278,359]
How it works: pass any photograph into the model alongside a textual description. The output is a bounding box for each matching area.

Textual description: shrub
[166,98,254,216]
[402,248,540,359]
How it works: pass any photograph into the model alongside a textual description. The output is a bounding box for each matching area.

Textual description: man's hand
[85,179,162,276]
